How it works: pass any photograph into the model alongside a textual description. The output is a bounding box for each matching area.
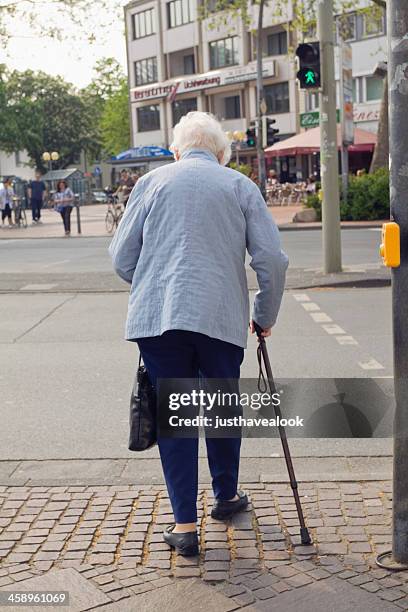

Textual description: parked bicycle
[105,191,124,234]
[12,197,28,228]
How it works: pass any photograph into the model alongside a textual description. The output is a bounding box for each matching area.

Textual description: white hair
[170,111,231,166]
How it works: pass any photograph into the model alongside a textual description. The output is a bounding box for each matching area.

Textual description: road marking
[301,302,320,312]
[42,260,70,269]
[322,324,346,335]
[310,312,332,323]
[0,239,17,245]
[368,228,382,232]
[292,289,388,372]
[336,336,358,345]
[293,294,310,302]
[358,358,385,370]
[20,283,58,291]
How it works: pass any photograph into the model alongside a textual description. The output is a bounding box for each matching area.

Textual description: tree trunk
[255,0,266,199]
[370,74,389,172]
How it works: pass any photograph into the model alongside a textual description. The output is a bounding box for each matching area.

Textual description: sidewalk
[0,205,108,240]
[0,475,406,611]
[0,204,385,240]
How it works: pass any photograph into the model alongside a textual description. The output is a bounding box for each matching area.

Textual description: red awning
[265,125,377,157]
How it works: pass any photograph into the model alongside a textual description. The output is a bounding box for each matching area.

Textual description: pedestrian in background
[110,111,288,557]
[53,180,74,236]
[0,178,15,228]
[114,169,135,208]
[28,170,47,224]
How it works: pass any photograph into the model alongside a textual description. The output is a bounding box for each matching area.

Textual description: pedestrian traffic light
[266,118,279,146]
[246,127,256,147]
[296,42,321,89]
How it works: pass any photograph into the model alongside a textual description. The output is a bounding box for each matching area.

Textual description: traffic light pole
[255,0,267,200]
[317,0,342,273]
[376,0,408,572]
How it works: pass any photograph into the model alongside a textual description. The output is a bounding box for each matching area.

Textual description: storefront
[265,125,377,181]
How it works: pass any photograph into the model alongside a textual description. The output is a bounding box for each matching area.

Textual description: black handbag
[128,354,157,451]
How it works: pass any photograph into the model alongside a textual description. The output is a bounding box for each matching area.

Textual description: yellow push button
[379,222,400,268]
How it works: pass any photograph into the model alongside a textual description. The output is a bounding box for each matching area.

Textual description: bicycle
[105,193,124,234]
[12,197,28,228]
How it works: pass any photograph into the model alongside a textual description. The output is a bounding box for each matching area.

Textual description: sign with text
[131,61,275,102]
[300,110,340,128]
[340,43,354,145]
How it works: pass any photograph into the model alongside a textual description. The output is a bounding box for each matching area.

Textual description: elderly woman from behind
[109,111,288,557]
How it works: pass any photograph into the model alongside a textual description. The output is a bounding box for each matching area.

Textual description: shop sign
[131,61,275,101]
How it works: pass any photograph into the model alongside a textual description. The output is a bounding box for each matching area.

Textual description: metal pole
[338,39,349,202]
[390,0,408,566]
[75,197,82,235]
[317,0,342,273]
[376,0,408,572]
[341,146,349,202]
[255,0,266,200]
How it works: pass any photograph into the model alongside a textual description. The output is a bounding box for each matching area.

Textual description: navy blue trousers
[137,330,244,523]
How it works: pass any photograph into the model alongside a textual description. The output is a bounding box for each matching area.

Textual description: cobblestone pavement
[1,481,407,611]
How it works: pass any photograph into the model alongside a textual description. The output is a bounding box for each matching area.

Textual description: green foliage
[100,80,130,156]
[81,58,129,158]
[341,168,389,220]
[229,162,252,176]
[0,57,130,169]
[1,69,100,170]
[306,169,389,221]
[305,193,322,220]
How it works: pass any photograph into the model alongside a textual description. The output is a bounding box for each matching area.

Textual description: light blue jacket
[109,149,288,348]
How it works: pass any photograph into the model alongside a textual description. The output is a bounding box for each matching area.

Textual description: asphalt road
[0,231,393,462]
[0,228,383,275]
[0,285,393,460]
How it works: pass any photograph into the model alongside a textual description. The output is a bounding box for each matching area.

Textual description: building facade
[125,0,298,163]
[124,0,386,178]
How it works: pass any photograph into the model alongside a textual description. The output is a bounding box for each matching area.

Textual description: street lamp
[42,151,60,172]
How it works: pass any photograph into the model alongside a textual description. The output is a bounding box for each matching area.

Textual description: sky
[0,0,128,88]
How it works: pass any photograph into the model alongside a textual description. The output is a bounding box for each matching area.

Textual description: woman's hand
[250,321,272,338]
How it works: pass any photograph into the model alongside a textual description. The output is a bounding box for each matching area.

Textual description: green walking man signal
[296,42,321,89]
[305,70,316,85]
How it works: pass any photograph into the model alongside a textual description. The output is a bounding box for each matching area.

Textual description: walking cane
[253,321,312,546]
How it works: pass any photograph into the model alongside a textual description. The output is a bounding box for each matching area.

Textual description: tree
[80,57,130,158]
[0,0,123,43]
[100,80,130,156]
[1,69,100,170]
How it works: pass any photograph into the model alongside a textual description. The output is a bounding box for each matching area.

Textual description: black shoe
[163,524,199,556]
[211,490,248,521]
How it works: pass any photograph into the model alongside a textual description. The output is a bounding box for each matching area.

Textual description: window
[132,8,155,39]
[352,77,363,103]
[134,57,158,86]
[137,105,160,132]
[363,12,384,37]
[337,13,356,41]
[366,75,383,101]
[306,92,319,111]
[224,95,241,119]
[183,54,195,75]
[168,0,193,28]
[264,82,290,114]
[209,36,238,69]
[267,31,287,56]
[172,98,197,126]
[205,0,235,14]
